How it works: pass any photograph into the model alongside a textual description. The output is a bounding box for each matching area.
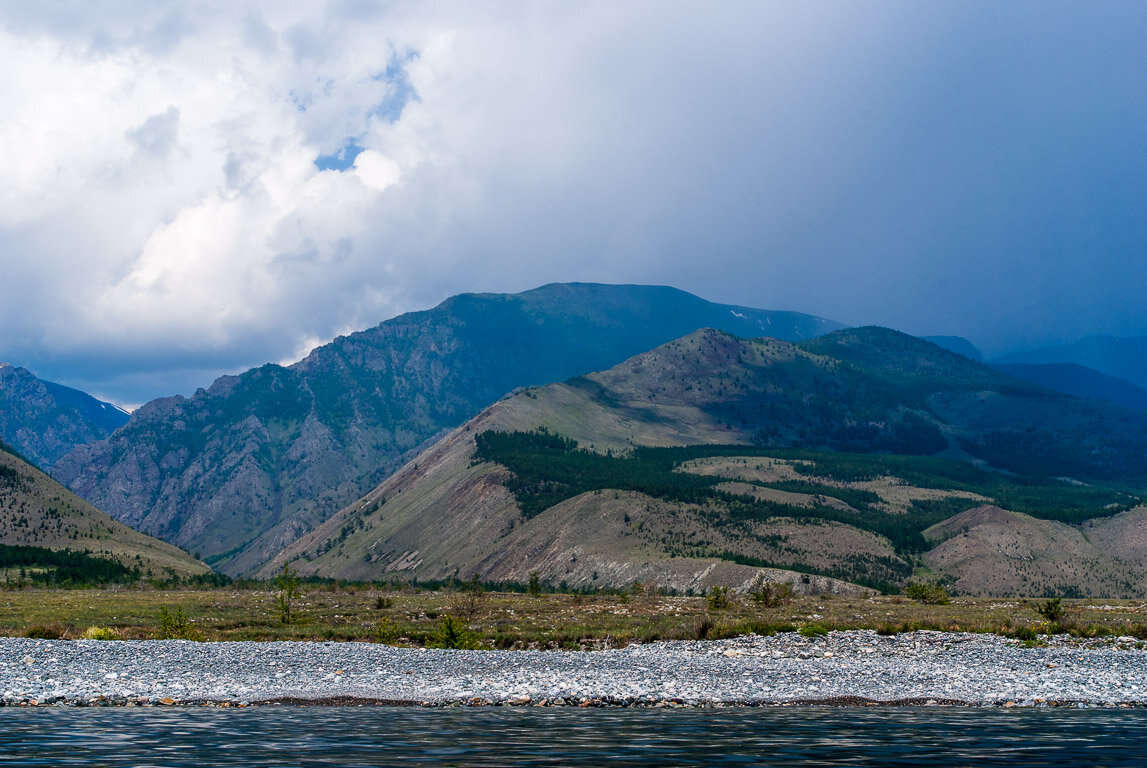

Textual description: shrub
[707,585,734,610]
[25,623,66,639]
[1010,625,1038,642]
[749,578,794,607]
[373,618,399,644]
[452,575,487,621]
[275,561,303,624]
[156,606,204,641]
[527,572,542,596]
[374,595,392,610]
[429,615,480,649]
[799,623,829,638]
[82,626,121,641]
[1035,597,1065,624]
[695,617,714,640]
[904,582,951,605]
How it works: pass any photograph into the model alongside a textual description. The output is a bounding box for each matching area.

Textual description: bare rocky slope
[267,327,1147,596]
[53,283,840,576]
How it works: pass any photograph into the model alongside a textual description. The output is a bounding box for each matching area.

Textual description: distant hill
[0,443,208,580]
[54,283,841,576]
[994,334,1147,389]
[992,363,1147,412]
[921,336,983,361]
[0,363,129,468]
[266,327,1147,597]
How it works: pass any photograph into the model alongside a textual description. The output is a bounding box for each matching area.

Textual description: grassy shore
[4,585,1147,648]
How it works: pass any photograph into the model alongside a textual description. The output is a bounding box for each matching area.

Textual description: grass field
[4,585,1147,647]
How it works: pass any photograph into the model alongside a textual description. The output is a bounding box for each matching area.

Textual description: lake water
[1,705,1145,766]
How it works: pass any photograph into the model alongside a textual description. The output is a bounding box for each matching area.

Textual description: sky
[1,1,1144,409]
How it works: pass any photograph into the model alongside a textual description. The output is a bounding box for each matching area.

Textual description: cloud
[1,1,1145,406]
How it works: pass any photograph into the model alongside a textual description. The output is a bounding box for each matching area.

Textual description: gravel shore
[3,631,1146,708]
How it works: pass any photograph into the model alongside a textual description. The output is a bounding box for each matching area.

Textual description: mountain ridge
[265,327,1147,596]
[0,363,129,469]
[993,334,1147,390]
[54,284,841,575]
[0,443,208,579]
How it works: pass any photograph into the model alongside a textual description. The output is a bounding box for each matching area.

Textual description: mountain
[921,336,983,361]
[0,443,208,579]
[0,363,129,469]
[994,334,1147,389]
[992,363,1147,412]
[53,283,841,576]
[265,327,1147,596]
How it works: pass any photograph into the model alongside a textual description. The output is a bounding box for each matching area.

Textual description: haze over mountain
[268,327,1147,596]
[0,363,129,469]
[53,284,840,576]
[993,335,1147,390]
[920,336,983,362]
[992,363,1147,413]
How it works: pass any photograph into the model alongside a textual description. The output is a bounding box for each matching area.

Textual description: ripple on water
[1,706,1147,767]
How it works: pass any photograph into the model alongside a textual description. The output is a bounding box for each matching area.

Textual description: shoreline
[5,630,1147,710]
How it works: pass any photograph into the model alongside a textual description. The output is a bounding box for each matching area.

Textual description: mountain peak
[54,283,842,575]
[0,364,130,468]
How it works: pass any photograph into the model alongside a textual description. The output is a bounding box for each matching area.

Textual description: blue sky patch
[314,140,364,172]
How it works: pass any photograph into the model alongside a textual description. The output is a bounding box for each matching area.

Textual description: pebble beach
[4,631,1146,709]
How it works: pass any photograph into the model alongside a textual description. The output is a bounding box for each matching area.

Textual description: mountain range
[51,283,840,575]
[5,281,1146,596]
[991,363,1147,413]
[994,334,1147,390]
[0,363,128,469]
[263,327,1147,597]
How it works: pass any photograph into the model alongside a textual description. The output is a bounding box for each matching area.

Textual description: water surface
[1,706,1144,766]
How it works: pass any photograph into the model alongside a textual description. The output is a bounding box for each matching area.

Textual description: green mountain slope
[268,327,1147,596]
[0,363,129,468]
[0,444,208,580]
[54,283,840,576]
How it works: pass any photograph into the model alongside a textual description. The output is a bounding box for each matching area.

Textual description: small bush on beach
[156,606,203,641]
[429,615,479,649]
[25,623,66,639]
[799,623,829,638]
[275,561,304,625]
[82,626,121,640]
[1009,625,1038,642]
[749,578,794,607]
[373,618,399,644]
[707,585,734,610]
[1035,597,1065,624]
[904,582,951,605]
[451,575,487,621]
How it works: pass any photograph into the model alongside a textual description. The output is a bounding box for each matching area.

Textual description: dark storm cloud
[0,1,1143,406]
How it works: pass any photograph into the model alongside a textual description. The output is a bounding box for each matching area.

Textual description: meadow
[4,582,1147,648]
